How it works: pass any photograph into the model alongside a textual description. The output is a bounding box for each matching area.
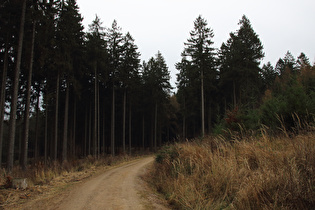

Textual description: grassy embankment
[148,127,315,209]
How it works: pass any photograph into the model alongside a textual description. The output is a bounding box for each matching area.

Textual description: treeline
[0,0,174,171]
[1,0,314,172]
[176,15,315,139]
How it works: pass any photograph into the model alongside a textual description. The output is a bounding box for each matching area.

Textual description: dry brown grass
[148,132,315,209]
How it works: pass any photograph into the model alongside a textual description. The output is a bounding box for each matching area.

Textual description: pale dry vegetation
[148,130,315,209]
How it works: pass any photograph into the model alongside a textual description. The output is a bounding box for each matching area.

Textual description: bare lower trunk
[208,104,211,133]
[201,69,205,137]
[154,103,157,152]
[62,83,69,162]
[129,103,131,155]
[102,110,105,154]
[111,84,115,156]
[122,89,126,153]
[88,104,91,155]
[150,117,153,151]
[72,99,76,157]
[97,86,100,157]
[142,115,145,150]
[84,107,88,157]
[34,95,40,160]
[94,61,97,157]
[233,80,236,108]
[7,0,26,171]
[54,71,60,160]
[0,29,10,165]
[44,108,48,164]
[182,95,186,140]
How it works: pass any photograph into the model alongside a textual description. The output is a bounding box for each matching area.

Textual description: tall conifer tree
[181,15,216,137]
[218,15,264,108]
[55,0,84,162]
[106,20,124,156]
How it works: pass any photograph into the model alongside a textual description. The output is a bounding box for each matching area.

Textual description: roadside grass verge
[148,132,315,209]
[0,153,146,207]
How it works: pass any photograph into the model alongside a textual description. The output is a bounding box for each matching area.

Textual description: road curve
[56,156,154,210]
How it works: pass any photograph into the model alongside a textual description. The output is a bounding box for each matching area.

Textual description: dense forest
[0,0,314,172]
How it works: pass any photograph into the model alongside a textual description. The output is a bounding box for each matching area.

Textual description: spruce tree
[261,62,277,90]
[218,15,264,108]
[142,52,171,151]
[86,15,106,157]
[120,32,140,153]
[55,0,84,162]
[106,20,124,156]
[180,15,216,137]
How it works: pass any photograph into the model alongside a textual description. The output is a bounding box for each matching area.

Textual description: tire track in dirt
[53,156,166,210]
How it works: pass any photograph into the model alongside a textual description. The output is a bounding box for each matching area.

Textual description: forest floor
[0,156,169,210]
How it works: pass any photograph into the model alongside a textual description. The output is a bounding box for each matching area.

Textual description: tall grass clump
[149,131,315,209]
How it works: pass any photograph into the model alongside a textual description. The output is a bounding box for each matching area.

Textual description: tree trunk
[97,83,100,157]
[0,28,10,165]
[182,95,186,140]
[111,84,115,156]
[150,116,153,151]
[62,83,69,162]
[201,69,205,137]
[44,108,48,164]
[208,104,212,133]
[158,122,162,147]
[94,61,97,157]
[129,103,131,155]
[72,98,76,157]
[34,94,40,160]
[233,80,236,108]
[154,103,157,152]
[122,89,126,153]
[88,104,91,155]
[84,107,88,157]
[7,0,26,171]
[142,115,145,150]
[102,110,105,154]
[54,71,60,160]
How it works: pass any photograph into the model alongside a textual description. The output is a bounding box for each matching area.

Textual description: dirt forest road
[20,156,168,210]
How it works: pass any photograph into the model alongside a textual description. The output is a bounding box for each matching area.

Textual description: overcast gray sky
[76,0,315,88]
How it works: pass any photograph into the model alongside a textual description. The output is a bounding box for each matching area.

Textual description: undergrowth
[1,154,135,186]
[0,154,143,206]
[149,130,315,209]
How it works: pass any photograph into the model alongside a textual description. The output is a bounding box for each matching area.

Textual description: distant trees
[176,14,314,138]
[260,51,315,130]
[177,15,264,137]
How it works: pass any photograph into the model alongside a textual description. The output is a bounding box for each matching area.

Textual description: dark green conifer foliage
[178,15,216,137]
[106,20,124,156]
[86,15,106,157]
[120,32,141,153]
[261,62,277,90]
[55,0,84,162]
[218,15,264,108]
[142,52,172,150]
